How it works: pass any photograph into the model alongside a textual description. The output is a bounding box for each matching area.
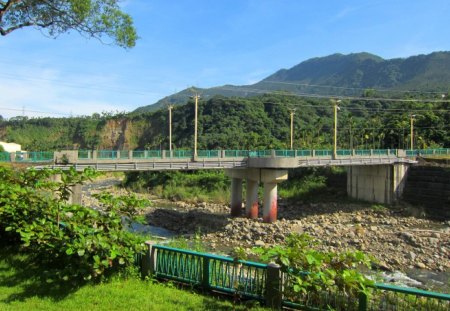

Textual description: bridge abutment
[347,163,409,205]
[226,169,287,222]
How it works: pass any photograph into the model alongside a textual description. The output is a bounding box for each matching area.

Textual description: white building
[0,142,22,152]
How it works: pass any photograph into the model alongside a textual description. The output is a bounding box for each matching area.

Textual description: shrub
[0,166,147,282]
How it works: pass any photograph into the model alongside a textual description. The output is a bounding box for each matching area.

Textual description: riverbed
[82,177,450,292]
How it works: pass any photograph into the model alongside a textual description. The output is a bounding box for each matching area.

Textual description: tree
[0,0,137,48]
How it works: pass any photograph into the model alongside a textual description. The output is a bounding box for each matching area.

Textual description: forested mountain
[1,93,449,152]
[135,51,450,113]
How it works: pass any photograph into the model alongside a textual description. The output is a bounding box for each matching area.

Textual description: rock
[415,262,427,269]
[254,240,265,247]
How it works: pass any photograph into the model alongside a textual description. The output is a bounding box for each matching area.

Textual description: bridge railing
[141,244,450,311]
[0,152,10,162]
[407,148,450,156]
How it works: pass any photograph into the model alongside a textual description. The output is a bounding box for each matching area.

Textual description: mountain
[134,51,450,113]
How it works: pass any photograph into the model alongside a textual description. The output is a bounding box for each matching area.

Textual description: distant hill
[134,51,450,113]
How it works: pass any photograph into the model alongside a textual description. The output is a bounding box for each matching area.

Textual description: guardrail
[1,148,448,164]
[140,244,450,311]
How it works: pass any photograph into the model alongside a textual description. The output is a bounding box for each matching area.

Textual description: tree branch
[0,20,53,35]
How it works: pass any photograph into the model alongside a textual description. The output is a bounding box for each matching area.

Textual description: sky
[1,0,450,119]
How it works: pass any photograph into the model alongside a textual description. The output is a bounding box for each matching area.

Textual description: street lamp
[410,114,416,150]
[332,99,341,159]
[168,105,173,156]
[191,94,200,157]
[289,108,296,150]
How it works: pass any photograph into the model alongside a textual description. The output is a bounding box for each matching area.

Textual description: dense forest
[1,93,449,151]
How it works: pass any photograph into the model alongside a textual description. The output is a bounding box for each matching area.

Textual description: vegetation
[0,245,267,311]
[1,93,448,152]
[252,233,375,310]
[0,0,137,48]
[123,170,231,204]
[0,166,146,282]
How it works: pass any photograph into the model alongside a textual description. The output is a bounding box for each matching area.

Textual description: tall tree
[0,0,137,48]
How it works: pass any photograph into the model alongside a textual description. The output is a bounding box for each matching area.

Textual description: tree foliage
[0,0,137,48]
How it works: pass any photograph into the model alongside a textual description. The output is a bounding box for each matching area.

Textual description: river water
[82,177,449,292]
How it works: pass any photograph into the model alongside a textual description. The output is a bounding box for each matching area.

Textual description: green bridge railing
[1,148,449,163]
[140,244,450,311]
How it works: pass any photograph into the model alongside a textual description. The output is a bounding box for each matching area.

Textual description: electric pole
[192,94,200,157]
[289,108,296,150]
[410,114,416,150]
[168,105,173,156]
[332,99,341,159]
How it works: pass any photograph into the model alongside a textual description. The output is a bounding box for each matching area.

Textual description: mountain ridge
[134,51,450,113]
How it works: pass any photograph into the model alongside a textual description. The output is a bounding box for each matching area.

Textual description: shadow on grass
[0,244,83,304]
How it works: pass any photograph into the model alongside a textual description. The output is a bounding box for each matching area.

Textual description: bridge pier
[226,169,287,223]
[246,179,259,219]
[347,163,409,204]
[230,177,243,217]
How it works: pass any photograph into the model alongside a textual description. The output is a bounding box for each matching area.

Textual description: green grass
[0,245,267,311]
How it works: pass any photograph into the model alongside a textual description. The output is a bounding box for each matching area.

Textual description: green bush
[0,166,147,282]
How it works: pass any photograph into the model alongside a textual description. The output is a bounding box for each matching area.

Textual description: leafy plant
[253,233,375,309]
[0,166,147,282]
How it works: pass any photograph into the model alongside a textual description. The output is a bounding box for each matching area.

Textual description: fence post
[141,241,156,279]
[202,257,210,289]
[266,262,282,310]
[358,292,368,311]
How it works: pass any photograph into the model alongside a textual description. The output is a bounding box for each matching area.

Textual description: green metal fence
[78,150,90,159]
[275,150,295,157]
[0,152,10,162]
[296,150,313,157]
[97,150,117,159]
[152,245,267,300]
[197,150,220,158]
[407,148,450,157]
[15,151,54,162]
[315,149,332,156]
[143,245,450,311]
[225,150,249,157]
[248,150,272,158]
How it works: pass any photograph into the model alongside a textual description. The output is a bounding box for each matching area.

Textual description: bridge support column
[263,182,277,223]
[246,179,259,218]
[230,178,243,217]
[347,163,409,204]
[226,169,287,222]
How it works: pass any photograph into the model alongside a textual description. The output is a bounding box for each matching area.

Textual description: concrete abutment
[347,163,409,205]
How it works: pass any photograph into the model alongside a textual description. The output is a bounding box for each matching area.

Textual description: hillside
[1,93,449,152]
[135,51,450,113]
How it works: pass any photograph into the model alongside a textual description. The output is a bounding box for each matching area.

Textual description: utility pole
[193,94,200,157]
[168,105,173,156]
[289,109,296,150]
[410,114,416,150]
[332,99,341,159]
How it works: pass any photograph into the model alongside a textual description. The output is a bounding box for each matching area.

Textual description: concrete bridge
[3,148,449,222]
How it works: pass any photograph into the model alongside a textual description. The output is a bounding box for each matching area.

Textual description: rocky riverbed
[83,178,450,288]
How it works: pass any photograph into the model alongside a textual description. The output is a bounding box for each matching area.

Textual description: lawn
[0,246,267,311]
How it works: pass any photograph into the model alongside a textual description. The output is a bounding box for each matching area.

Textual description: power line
[213,85,449,104]
[258,80,447,95]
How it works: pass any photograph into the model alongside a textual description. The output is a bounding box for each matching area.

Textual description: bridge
[1,148,448,222]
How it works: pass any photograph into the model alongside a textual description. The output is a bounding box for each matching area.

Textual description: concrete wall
[347,164,409,205]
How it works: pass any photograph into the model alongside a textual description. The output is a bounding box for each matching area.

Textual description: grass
[0,245,267,311]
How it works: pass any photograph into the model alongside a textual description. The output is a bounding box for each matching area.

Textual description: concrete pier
[246,179,259,218]
[226,168,287,222]
[347,163,409,204]
[230,177,243,216]
[263,182,278,223]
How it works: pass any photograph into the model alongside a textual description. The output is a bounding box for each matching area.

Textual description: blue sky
[1,0,450,118]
